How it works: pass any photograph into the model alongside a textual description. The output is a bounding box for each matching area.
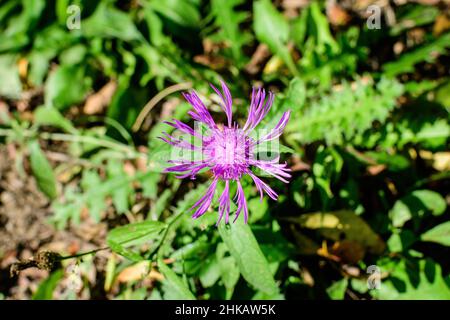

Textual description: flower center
[206,127,252,180]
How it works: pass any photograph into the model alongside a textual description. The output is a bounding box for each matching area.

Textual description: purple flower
[161,81,291,225]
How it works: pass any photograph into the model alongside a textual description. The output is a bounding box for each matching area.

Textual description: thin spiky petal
[233,180,248,223]
[210,81,233,127]
[248,171,278,201]
[255,110,291,144]
[217,180,231,225]
[183,91,217,129]
[191,178,218,219]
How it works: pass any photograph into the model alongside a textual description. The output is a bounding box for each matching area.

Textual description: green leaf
[107,220,167,247]
[45,64,91,109]
[327,278,348,300]
[387,230,416,253]
[0,55,22,99]
[34,106,77,133]
[247,196,269,223]
[81,170,106,223]
[210,0,251,66]
[372,258,450,299]
[215,243,240,299]
[389,190,447,227]
[279,144,295,154]
[28,140,58,200]
[383,33,450,77]
[365,151,410,171]
[140,172,161,199]
[286,77,403,145]
[308,2,339,54]
[107,220,167,261]
[107,159,133,214]
[390,5,439,36]
[253,0,298,75]
[0,0,45,52]
[199,254,221,288]
[290,210,385,255]
[218,218,279,295]
[158,258,196,300]
[421,222,450,246]
[33,269,64,300]
[82,2,142,41]
[282,77,306,111]
[150,0,200,29]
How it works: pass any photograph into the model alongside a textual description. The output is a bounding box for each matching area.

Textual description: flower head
[161,81,291,224]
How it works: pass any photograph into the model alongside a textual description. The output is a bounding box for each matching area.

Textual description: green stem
[59,247,110,260]
[147,211,186,261]
[0,128,146,159]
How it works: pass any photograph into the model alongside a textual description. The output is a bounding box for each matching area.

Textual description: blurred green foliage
[0,0,449,300]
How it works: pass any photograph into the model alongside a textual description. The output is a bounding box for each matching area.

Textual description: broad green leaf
[140,172,161,199]
[151,189,173,218]
[282,77,306,112]
[28,140,58,200]
[365,151,410,171]
[218,256,240,299]
[45,64,91,109]
[390,5,439,36]
[104,254,116,292]
[211,0,251,65]
[199,254,221,288]
[253,0,298,75]
[308,2,339,54]
[279,144,296,154]
[421,222,450,246]
[215,243,240,299]
[383,33,450,77]
[107,220,167,261]
[34,106,77,133]
[81,170,106,223]
[389,190,446,227]
[371,258,450,299]
[218,218,279,295]
[0,0,45,52]
[387,230,416,252]
[248,196,268,223]
[107,159,133,214]
[158,258,196,300]
[327,278,348,300]
[0,55,22,99]
[107,220,167,248]
[32,269,64,300]
[288,210,385,255]
[150,0,200,28]
[82,2,142,41]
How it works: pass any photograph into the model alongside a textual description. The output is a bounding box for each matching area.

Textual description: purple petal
[210,81,233,127]
[163,119,198,137]
[159,132,199,151]
[233,180,248,223]
[164,160,210,180]
[243,88,274,131]
[251,161,291,183]
[183,91,217,129]
[255,110,291,143]
[191,178,218,219]
[216,180,231,225]
[248,171,278,201]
